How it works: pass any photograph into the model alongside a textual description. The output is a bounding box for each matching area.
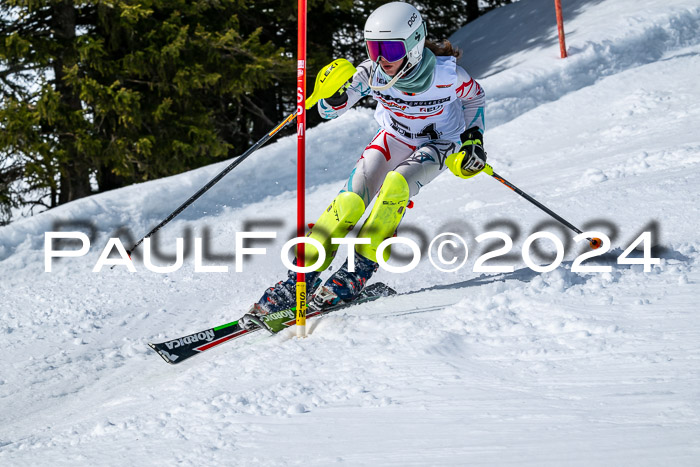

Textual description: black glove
[322,79,352,107]
[323,89,349,107]
[447,127,487,179]
[458,126,487,175]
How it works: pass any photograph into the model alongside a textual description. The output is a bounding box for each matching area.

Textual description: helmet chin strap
[368,60,411,91]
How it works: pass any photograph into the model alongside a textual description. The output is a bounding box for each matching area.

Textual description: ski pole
[125,59,357,258]
[482,164,602,249]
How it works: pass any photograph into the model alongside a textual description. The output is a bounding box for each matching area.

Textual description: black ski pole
[483,164,602,249]
[125,112,297,258]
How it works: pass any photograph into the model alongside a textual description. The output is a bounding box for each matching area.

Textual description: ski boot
[312,253,379,309]
[242,268,321,330]
[243,190,366,330]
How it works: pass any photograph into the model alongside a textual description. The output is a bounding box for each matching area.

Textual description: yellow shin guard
[304,191,365,271]
[356,171,410,263]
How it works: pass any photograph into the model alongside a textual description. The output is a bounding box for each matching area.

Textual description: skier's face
[379,57,405,77]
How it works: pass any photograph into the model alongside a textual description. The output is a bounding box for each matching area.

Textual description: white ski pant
[342,129,460,207]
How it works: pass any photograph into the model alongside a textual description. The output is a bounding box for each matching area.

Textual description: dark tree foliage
[0,0,512,224]
[1,0,290,218]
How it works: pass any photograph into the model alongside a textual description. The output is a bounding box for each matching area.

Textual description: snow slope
[2,0,700,465]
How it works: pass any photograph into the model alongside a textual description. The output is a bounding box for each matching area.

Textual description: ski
[148,282,396,364]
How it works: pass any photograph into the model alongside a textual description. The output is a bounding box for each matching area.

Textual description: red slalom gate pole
[296,0,308,338]
[555,0,567,58]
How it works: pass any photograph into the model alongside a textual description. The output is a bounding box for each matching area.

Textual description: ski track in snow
[2,0,700,465]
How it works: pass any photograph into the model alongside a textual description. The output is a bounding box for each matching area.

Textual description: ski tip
[148,342,178,365]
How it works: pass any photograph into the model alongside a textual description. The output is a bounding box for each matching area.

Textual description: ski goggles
[366,40,407,63]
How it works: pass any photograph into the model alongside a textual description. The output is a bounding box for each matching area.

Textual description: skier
[246,2,487,323]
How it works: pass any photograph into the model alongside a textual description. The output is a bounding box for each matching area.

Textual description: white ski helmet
[364,2,427,90]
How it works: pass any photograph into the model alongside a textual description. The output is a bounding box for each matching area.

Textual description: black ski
[148,282,396,364]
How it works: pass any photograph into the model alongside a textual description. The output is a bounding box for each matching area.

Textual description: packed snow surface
[2,0,700,464]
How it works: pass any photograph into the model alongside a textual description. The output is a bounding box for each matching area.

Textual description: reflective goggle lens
[366,40,407,63]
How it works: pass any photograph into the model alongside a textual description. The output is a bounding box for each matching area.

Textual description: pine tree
[0,0,291,216]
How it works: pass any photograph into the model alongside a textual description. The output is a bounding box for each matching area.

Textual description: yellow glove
[446,129,487,179]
